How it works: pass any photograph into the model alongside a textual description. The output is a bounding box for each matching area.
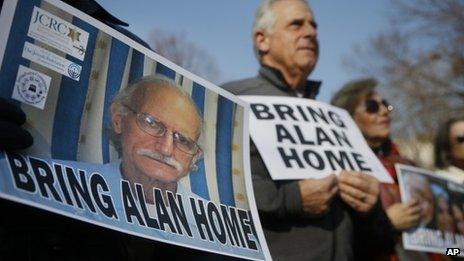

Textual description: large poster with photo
[397,164,464,256]
[0,0,270,259]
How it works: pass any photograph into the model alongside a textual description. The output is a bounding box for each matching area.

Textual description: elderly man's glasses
[364,99,393,114]
[123,105,200,155]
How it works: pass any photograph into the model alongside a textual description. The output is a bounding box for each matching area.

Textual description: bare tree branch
[148,29,221,84]
[344,0,464,145]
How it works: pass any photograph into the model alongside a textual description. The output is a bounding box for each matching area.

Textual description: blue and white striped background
[0,0,249,209]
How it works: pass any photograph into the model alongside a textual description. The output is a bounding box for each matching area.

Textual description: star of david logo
[67,28,81,42]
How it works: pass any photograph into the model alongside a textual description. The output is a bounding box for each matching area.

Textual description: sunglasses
[456,134,464,144]
[364,99,393,114]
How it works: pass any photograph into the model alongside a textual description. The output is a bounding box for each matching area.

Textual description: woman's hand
[386,200,421,231]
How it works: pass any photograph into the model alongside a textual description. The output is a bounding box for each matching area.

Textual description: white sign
[397,164,464,256]
[240,96,392,183]
[22,41,81,81]
[12,65,51,109]
[28,6,89,61]
[0,0,271,259]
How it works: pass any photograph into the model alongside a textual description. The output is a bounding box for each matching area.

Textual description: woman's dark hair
[330,78,377,115]
[434,117,464,169]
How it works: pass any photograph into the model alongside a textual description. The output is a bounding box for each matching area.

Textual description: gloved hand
[0,97,33,150]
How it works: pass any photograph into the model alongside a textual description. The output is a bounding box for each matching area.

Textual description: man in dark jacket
[222,0,389,260]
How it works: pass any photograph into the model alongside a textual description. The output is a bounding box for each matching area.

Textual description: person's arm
[339,171,396,258]
[351,200,397,259]
[250,141,337,219]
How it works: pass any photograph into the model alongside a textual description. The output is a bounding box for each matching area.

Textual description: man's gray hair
[252,0,311,61]
[109,74,203,153]
[253,0,279,36]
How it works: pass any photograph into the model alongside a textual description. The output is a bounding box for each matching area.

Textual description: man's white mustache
[137,149,184,172]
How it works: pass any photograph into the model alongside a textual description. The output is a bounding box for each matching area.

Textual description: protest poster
[397,164,464,256]
[0,0,271,259]
[239,96,392,183]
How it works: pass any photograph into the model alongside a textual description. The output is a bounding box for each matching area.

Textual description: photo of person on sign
[109,75,203,203]
[404,173,436,229]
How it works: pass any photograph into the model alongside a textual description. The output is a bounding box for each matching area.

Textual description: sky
[95,0,392,102]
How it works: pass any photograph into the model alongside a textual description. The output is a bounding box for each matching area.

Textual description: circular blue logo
[68,63,81,80]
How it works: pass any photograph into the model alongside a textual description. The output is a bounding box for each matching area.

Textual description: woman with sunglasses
[434,117,464,183]
[331,78,429,260]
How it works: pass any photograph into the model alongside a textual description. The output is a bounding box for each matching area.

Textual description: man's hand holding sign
[338,171,379,214]
[299,174,338,216]
[299,171,380,217]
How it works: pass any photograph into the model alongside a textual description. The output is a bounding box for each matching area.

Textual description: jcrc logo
[32,9,80,42]
[28,7,89,61]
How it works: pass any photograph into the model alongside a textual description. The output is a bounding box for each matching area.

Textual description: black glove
[0,97,33,150]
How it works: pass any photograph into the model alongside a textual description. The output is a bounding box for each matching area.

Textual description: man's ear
[110,103,123,134]
[193,148,203,163]
[189,149,203,172]
[255,30,270,54]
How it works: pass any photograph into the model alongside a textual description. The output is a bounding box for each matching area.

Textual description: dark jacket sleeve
[351,200,396,260]
[222,81,306,219]
[250,140,305,219]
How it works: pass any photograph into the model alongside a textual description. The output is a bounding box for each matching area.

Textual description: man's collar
[258,65,321,99]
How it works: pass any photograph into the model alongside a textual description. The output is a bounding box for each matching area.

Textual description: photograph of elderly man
[109,75,203,203]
